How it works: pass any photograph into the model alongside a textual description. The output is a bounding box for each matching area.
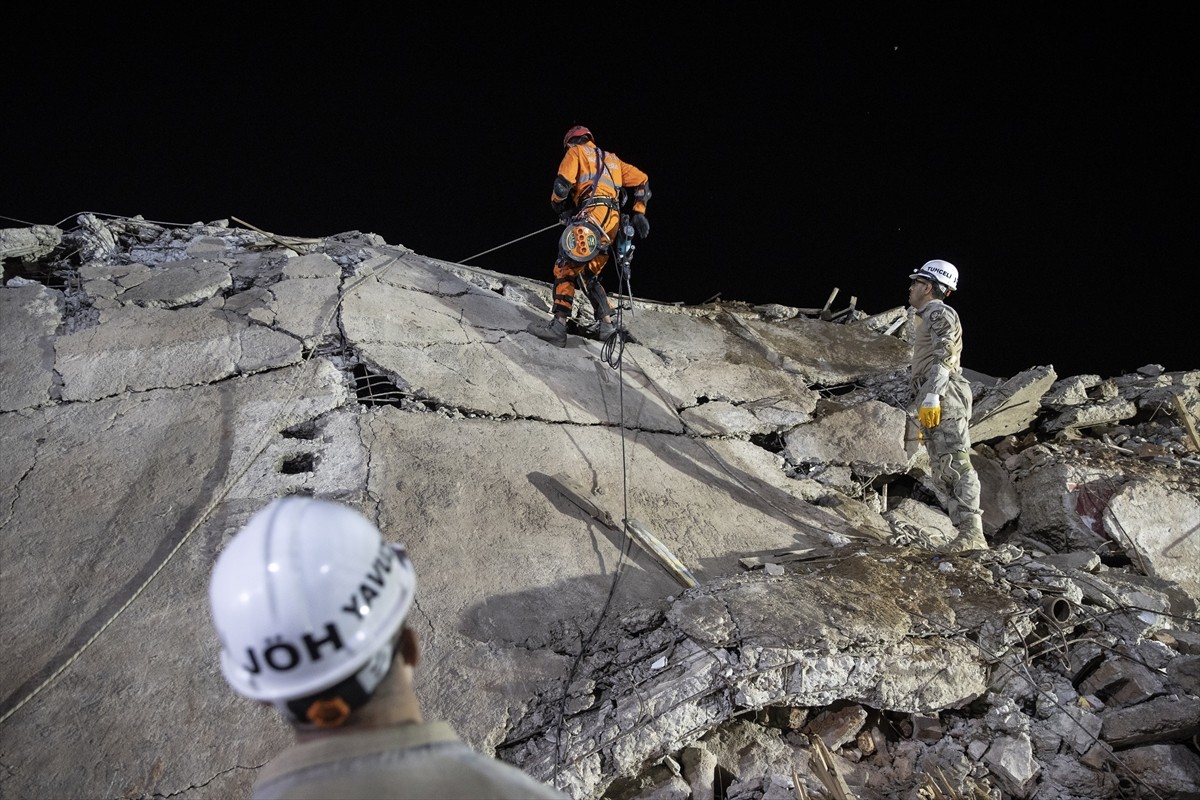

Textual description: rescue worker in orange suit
[528,125,651,347]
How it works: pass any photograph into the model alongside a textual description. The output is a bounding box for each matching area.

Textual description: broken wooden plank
[739,546,836,570]
[792,769,808,800]
[827,295,861,323]
[1174,394,1200,454]
[883,316,906,336]
[548,477,697,588]
[231,215,323,254]
[548,472,620,530]
[819,287,840,321]
[807,733,857,799]
[625,518,698,589]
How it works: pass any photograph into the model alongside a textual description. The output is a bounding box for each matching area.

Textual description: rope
[551,311,637,789]
[459,222,562,265]
[549,230,641,785]
[458,215,647,791]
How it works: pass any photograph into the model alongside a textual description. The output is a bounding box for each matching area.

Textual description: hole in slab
[880,475,940,510]
[2,256,73,290]
[279,453,316,474]
[714,763,738,798]
[281,420,320,439]
[750,431,784,453]
[812,382,859,397]
[353,364,405,406]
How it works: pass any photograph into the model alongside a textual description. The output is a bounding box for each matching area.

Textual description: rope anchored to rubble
[459,223,561,265]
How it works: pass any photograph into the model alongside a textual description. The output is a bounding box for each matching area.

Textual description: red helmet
[563,125,592,149]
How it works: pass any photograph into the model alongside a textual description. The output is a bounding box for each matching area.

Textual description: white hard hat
[909,259,959,292]
[208,496,416,703]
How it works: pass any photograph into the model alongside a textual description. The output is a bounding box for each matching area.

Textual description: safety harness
[557,141,639,365]
[559,144,623,264]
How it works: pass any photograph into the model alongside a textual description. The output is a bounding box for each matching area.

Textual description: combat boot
[528,316,568,347]
[944,524,988,553]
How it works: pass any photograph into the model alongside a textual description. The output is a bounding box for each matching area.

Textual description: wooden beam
[1174,395,1200,453]
[807,733,857,799]
[819,287,840,320]
[625,519,698,589]
[548,472,620,531]
[548,474,697,588]
[739,546,836,570]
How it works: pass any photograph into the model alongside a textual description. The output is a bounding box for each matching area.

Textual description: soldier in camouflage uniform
[907,259,986,552]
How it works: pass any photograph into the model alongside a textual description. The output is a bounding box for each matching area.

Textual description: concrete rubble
[1,213,1198,799]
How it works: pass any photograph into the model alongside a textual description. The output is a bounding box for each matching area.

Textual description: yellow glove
[918,393,941,429]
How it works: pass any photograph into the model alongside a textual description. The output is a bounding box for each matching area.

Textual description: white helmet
[909,259,959,292]
[208,496,416,707]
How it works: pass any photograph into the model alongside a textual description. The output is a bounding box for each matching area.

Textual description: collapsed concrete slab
[499,547,1028,799]
[1103,479,1200,603]
[969,364,1058,443]
[0,223,61,261]
[1,215,1198,800]
[0,283,62,411]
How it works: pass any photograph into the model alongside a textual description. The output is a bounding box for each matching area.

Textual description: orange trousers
[551,206,619,318]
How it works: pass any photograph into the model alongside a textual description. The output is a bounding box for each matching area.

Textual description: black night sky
[7,10,1195,381]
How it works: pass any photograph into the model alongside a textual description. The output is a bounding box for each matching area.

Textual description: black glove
[632,213,650,239]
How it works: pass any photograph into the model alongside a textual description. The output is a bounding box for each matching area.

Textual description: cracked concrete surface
[1,214,1198,799]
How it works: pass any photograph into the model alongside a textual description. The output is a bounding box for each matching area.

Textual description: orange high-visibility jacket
[552,142,649,217]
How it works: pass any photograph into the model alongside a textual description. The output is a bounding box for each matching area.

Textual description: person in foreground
[906,259,987,553]
[528,124,650,347]
[208,495,569,799]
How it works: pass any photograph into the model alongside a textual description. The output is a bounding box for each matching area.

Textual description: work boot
[528,316,568,347]
[596,320,617,340]
[943,527,988,554]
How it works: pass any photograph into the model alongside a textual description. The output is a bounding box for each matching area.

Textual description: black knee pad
[585,275,609,315]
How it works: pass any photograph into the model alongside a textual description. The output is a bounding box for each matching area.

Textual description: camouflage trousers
[923,406,984,539]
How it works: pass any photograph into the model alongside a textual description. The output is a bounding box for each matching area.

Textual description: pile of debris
[493,358,1200,798]
[499,540,1199,799]
[488,342,1200,796]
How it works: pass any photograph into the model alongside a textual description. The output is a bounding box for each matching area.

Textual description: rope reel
[559,219,608,263]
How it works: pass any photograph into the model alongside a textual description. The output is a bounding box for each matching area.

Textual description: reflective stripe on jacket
[551,142,649,214]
